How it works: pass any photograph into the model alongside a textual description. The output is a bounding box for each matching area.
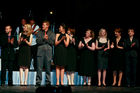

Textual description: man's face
[128,29,135,37]
[5,26,12,34]
[42,22,49,30]
[21,19,26,25]
[30,20,35,25]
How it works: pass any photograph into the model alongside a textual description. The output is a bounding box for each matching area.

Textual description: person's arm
[18,33,22,45]
[24,34,33,46]
[55,34,63,46]
[78,41,84,49]
[64,34,70,47]
[110,42,114,49]
[44,32,56,46]
[86,42,95,51]
[96,40,104,50]
[36,31,45,45]
[117,43,124,49]
[104,40,110,51]
[131,39,139,49]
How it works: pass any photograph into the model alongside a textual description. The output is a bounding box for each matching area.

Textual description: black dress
[97,38,109,70]
[54,33,67,67]
[18,33,31,68]
[111,38,125,71]
[66,36,77,71]
[79,38,96,76]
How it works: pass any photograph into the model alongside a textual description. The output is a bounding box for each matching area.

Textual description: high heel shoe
[83,82,86,85]
[24,82,27,86]
[118,83,121,87]
[103,83,106,87]
[98,82,101,87]
[112,83,116,87]
[88,82,91,86]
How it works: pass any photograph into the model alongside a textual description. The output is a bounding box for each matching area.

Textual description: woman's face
[101,29,106,36]
[85,30,91,38]
[67,30,71,35]
[115,31,121,37]
[59,26,64,32]
[23,25,28,32]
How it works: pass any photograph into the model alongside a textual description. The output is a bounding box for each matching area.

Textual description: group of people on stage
[0,18,139,88]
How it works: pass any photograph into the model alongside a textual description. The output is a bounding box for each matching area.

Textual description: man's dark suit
[124,37,139,87]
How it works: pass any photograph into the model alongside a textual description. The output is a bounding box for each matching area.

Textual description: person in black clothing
[18,24,33,85]
[54,24,70,85]
[110,28,125,87]
[78,29,96,86]
[66,28,77,85]
[96,28,110,87]
[0,25,15,86]
[124,28,139,87]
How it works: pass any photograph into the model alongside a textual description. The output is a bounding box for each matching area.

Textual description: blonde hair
[98,28,107,38]
[23,24,33,37]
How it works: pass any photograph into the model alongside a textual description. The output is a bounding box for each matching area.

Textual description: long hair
[23,24,33,37]
[98,28,107,38]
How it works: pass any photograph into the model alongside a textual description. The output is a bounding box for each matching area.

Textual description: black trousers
[31,45,37,71]
[1,59,13,84]
[125,56,137,86]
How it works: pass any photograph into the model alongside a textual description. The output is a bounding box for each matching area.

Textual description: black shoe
[36,83,41,87]
[127,85,131,87]
[1,83,5,86]
[8,82,13,86]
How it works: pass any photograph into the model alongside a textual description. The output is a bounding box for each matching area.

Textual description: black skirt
[54,45,67,67]
[66,47,77,71]
[18,45,31,68]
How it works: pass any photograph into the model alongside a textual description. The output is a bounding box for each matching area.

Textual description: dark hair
[43,20,50,26]
[5,25,12,29]
[114,28,123,33]
[60,23,66,29]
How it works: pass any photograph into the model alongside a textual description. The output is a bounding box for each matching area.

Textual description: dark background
[0,0,140,86]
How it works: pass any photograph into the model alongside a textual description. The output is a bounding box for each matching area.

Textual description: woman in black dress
[111,28,124,87]
[78,29,96,86]
[66,28,77,85]
[96,28,110,87]
[54,24,70,85]
[18,24,33,85]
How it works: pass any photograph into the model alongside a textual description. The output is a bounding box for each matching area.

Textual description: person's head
[23,24,33,36]
[114,28,122,37]
[42,21,50,31]
[67,28,75,35]
[29,18,35,25]
[21,18,27,26]
[99,28,107,38]
[85,29,94,39]
[128,28,135,37]
[67,28,71,35]
[5,25,12,34]
[59,23,66,33]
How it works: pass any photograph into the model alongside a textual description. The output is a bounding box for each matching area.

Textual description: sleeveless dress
[79,38,96,76]
[66,36,77,71]
[18,33,31,68]
[54,33,67,67]
[97,38,109,70]
[111,38,125,71]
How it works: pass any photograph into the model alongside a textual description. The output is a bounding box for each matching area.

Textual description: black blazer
[0,32,15,61]
[124,37,139,58]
